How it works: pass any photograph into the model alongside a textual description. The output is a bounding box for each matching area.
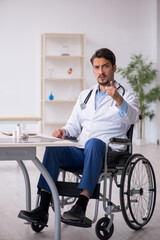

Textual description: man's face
[93,57,116,86]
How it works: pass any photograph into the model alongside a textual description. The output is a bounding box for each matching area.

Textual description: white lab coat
[63,82,140,151]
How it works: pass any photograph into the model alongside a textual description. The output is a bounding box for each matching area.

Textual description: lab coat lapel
[97,94,114,109]
[102,95,113,105]
[90,88,96,113]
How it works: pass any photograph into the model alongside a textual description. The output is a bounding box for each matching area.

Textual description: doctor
[18,48,140,225]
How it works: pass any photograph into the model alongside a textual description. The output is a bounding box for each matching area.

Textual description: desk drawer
[0,147,36,161]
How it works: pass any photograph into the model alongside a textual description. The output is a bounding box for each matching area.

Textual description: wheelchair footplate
[61,217,92,228]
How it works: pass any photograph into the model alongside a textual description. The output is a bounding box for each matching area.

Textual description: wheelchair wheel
[95,217,114,240]
[120,154,156,230]
[31,222,45,232]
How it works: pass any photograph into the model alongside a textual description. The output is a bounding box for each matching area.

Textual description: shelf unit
[41,33,86,134]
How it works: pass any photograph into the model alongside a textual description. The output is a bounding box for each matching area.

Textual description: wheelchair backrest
[126,124,134,154]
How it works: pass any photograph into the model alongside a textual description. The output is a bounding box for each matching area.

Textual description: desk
[0,133,77,240]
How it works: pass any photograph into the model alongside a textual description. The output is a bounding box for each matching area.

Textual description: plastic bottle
[16,124,21,139]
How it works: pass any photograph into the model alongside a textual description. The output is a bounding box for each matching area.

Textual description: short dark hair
[90,48,116,66]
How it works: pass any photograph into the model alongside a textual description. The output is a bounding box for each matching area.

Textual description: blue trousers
[37,138,109,197]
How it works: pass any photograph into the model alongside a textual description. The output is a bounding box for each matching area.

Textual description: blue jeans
[38,138,110,197]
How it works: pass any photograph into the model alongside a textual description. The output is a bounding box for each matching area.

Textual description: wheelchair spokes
[120,154,156,230]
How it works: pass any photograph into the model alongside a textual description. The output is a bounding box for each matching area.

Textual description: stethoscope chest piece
[80,103,86,109]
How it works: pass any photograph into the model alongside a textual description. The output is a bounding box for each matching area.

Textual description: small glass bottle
[16,124,21,138]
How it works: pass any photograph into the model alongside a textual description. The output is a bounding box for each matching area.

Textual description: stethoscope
[80,84,125,110]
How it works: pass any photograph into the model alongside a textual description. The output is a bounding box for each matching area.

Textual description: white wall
[0,0,159,142]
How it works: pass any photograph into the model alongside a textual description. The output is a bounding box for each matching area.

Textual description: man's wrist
[116,99,128,118]
[115,95,123,106]
[63,129,70,136]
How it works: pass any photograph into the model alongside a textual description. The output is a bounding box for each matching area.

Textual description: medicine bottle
[16,124,21,138]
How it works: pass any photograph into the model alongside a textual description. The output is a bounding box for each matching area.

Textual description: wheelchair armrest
[109,137,131,145]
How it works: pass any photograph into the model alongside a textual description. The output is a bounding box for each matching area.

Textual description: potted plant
[117,54,160,141]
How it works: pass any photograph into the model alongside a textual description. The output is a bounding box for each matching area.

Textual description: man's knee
[43,146,64,164]
[85,138,106,151]
[45,146,64,156]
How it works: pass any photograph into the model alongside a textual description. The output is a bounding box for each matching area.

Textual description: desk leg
[32,157,61,240]
[17,161,31,211]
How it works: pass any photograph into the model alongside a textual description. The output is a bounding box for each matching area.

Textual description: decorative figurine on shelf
[67,68,72,75]
[49,92,54,101]
[61,45,70,56]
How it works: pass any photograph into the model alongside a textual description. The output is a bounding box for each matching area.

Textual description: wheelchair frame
[31,125,156,240]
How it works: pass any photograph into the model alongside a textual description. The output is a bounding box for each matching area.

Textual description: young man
[18,48,140,226]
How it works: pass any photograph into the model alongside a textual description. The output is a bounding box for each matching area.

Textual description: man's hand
[105,81,123,106]
[52,129,66,139]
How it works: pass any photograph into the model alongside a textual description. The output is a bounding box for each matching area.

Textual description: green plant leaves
[117,54,160,139]
[117,54,159,121]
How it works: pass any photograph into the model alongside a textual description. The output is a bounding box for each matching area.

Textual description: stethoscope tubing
[80,84,125,110]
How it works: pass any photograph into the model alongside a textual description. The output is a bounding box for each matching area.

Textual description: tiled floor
[0,144,160,240]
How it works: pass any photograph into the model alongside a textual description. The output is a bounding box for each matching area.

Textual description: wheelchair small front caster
[31,222,46,233]
[95,217,114,240]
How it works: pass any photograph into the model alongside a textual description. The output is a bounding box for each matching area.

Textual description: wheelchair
[31,124,156,240]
